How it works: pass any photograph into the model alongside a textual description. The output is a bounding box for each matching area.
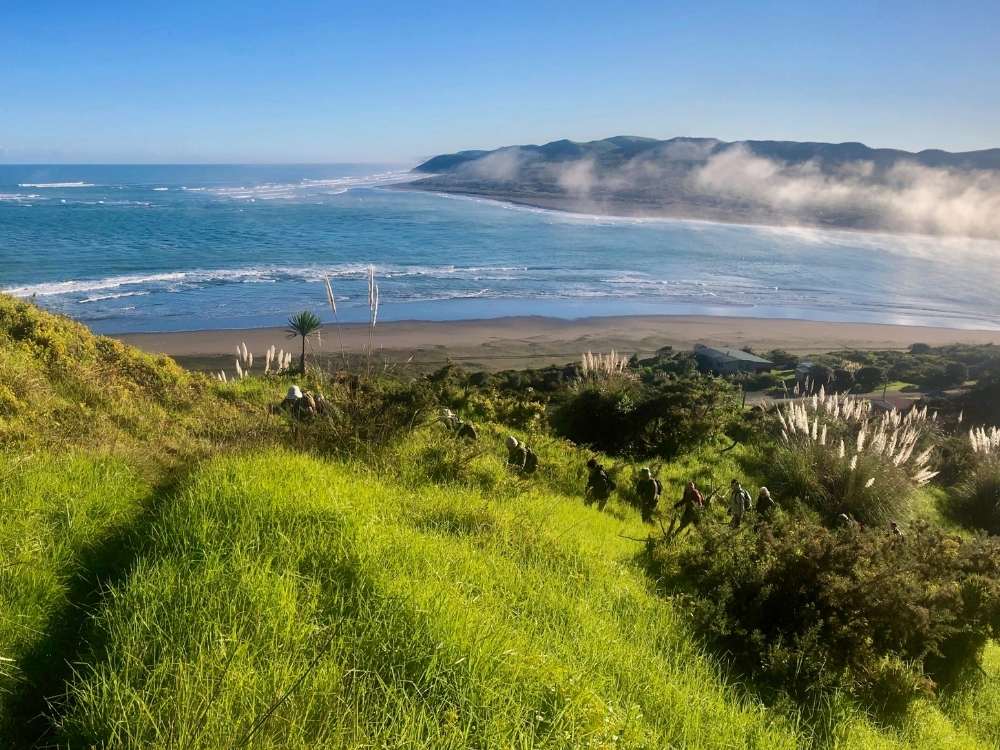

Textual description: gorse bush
[551,375,739,459]
[650,514,1000,715]
[465,389,546,431]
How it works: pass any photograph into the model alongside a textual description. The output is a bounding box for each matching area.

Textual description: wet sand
[115,315,1000,373]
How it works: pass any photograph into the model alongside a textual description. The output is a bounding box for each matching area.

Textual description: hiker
[441,408,477,441]
[440,408,460,431]
[668,480,704,538]
[585,458,615,511]
[729,478,751,528]
[274,385,316,419]
[634,468,662,523]
[506,436,540,476]
[506,436,527,471]
[889,521,905,540]
[756,486,776,519]
[523,445,539,475]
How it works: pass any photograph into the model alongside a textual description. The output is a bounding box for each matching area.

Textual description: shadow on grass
[1,470,184,749]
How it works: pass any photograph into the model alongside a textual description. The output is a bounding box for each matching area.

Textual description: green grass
[27,444,997,749]
[51,449,799,748]
[0,452,151,740]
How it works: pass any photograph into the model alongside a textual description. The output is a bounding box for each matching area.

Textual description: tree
[766,349,800,368]
[856,366,885,392]
[808,365,833,394]
[833,368,855,393]
[944,361,969,387]
[286,310,322,374]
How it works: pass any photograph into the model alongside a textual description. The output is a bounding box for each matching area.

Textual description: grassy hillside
[1,296,998,748]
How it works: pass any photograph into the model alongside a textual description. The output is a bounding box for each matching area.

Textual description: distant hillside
[408,136,1000,238]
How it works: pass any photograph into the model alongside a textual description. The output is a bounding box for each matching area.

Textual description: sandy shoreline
[115,314,1000,373]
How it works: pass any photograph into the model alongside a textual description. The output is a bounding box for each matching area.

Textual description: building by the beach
[694,344,773,375]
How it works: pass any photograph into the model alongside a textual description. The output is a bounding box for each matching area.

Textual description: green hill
[1,296,998,748]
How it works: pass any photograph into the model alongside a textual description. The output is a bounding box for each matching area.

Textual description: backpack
[741,489,752,511]
[524,448,538,474]
[594,469,615,496]
[653,479,663,498]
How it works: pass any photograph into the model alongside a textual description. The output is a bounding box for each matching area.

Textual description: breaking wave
[18,182,95,188]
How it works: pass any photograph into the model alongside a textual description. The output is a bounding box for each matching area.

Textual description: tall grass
[770,390,939,523]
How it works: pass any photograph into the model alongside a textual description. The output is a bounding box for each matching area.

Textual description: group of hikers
[585,457,778,535]
[439,406,778,534]
[276,396,903,538]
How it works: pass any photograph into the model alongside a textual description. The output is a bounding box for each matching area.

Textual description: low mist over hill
[410,136,1000,237]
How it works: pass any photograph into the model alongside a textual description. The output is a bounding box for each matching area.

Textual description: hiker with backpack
[756,486,777,519]
[729,478,752,528]
[635,467,662,523]
[505,436,539,475]
[585,458,616,511]
[667,480,704,538]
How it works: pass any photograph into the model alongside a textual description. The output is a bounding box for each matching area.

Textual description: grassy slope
[48,448,1000,749]
[1,296,998,748]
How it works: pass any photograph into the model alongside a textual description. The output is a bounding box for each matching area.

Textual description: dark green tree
[856,366,885,392]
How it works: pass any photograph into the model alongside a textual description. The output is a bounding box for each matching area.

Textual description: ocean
[1,164,999,334]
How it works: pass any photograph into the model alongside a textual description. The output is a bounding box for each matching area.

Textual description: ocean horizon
[2,163,999,334]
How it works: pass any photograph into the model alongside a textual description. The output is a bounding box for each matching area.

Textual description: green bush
[465,389,546,430]
[551,375,739,459]
[295,376,435,457]
[950,458,1000,534]
[936,434,979,487]
[650,514,1000,713]
[854,366,884,392]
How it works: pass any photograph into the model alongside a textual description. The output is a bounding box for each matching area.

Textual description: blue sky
[2,1,997,163]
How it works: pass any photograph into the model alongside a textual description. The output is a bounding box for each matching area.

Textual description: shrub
[807,365,832,393]
[945,361,970,386]
[551,375,739,459]
[465,389,546,430]
[295,376,435,457]
[951,458,1000,534]
[936,433,979,487]
[832,368,854,393]
[735,371,783,392]
[550,383,639,455]
[765,349,799,368]
[650,514,1000,713]
[855,366,884,392]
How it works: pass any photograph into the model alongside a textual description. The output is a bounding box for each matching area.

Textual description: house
[693,344,773,375]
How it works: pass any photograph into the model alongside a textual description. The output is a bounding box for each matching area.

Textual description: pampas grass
[579,350,630,382]
[778,389,938,485]
[770,389,941,522]
[970,425,1000,455]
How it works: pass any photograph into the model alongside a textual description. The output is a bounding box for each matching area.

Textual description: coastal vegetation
[2,293,1000,748]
